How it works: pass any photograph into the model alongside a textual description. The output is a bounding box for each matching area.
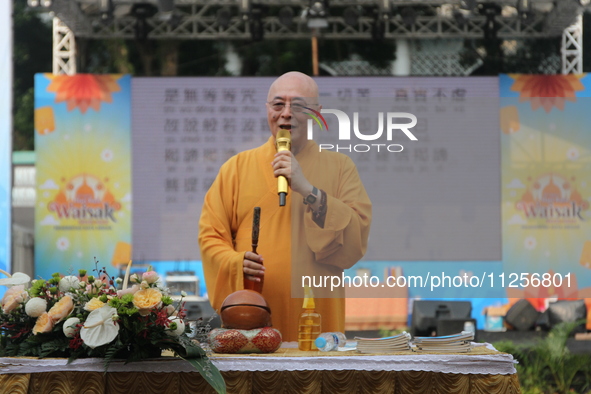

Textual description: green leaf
[180,355,226,394]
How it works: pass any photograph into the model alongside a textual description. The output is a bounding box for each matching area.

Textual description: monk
[198,71,372,341]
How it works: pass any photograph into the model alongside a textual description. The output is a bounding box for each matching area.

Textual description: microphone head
[276,129,291,151]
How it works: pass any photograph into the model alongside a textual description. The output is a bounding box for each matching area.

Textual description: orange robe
[199,136,372,341]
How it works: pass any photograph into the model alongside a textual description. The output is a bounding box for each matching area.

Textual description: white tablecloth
[0,343,517,376]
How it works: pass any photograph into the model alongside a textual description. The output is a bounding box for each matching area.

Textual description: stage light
[167,13,181,29]
[249,7,264,41]
[461,0,477,12]
[308,1,328,18]
[306,0,329,29]
[217,7,232,28]
[371,10,385,41]
[99,0,113,22]
[130,3,158,40]
[480,3,501,40]
[343,7,359,27]
[158,0,174,13]
[453,10,467,28]
[278,6,294,27]
[131,3,158,19]
[27,0,52,7]
[378,0,391,15]
[239,0,250,12]
[516,0,532,19]
[400,7,416,28]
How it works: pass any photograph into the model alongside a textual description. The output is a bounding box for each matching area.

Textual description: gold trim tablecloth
[0,343,521,394]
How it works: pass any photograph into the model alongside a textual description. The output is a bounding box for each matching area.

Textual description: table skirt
[0,370,521,394]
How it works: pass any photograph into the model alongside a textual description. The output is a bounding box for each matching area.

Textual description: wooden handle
[252,207,260,254]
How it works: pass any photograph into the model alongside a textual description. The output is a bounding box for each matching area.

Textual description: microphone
[275,129,291,206]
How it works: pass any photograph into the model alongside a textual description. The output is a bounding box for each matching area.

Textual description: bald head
[267,72,319,103]
[265,71,321,155]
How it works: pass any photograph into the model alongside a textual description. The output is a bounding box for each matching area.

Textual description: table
[0,344,521,394]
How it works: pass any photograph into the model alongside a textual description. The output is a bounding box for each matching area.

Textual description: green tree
[12,0,52,150]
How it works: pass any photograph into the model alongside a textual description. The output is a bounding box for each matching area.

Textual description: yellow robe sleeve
[198,157,245,313]
[303,154,372,269]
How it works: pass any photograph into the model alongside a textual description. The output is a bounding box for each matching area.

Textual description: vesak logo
[515,174,588,223]
[47,174,121,225]
[306,109,418,152]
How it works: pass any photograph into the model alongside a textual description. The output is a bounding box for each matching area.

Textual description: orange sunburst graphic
[509,74,584,113]
[45,74,122,114]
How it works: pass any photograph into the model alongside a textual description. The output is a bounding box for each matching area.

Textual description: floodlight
[278,6,294,27]
[99,0,114,21]
[308,1,328,18]
[343,7,359,27]
[249,7,264,41]
[400,7,416,28]
[27,0,52,7]
[217,7,232,28]
[130,3,158,40]
[158,0,174,13]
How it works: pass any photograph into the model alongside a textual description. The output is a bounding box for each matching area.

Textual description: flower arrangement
[0,262,225,394]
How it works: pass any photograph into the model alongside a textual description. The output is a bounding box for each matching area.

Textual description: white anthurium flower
[63,317,81,338]
[165,317,185,337]
[80,306,120,348]
[25,297,48,317]
[59,276,81,293]
[0,272,31,287]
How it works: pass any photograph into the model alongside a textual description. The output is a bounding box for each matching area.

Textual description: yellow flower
[84,297,106,312]
[133,288,162,316]
[33,312,54,335]
[1,285,28,313]
[48,295,74,323]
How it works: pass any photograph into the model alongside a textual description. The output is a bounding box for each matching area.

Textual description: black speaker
[411,300,472,337]
[505,299,540,331]
[547,299,587,334]
[437,318,478,341]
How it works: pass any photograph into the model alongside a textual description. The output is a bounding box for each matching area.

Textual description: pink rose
[142,271,159,284]
[1,285,28,313]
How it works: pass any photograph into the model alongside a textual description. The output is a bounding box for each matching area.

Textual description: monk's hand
[243,251,265,282]
[272,150,310,196]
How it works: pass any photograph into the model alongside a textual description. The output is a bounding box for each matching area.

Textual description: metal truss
[562,14,583,74]
[53,17,77,75]
[46,0,583,40]
[43,0,585,75]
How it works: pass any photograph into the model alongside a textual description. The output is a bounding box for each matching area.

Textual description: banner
[0,0,12,295]
[132,77,500,262]
[34,74,132,278]
[500,74,591,304]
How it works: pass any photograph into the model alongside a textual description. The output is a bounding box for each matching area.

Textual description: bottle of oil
[298,286,321,351]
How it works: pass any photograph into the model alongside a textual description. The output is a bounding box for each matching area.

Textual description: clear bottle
[463,321,475,336]
[315,332,347,352]
[298,287,321,351]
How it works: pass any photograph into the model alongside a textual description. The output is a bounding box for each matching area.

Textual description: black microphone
[275,129,291,206]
